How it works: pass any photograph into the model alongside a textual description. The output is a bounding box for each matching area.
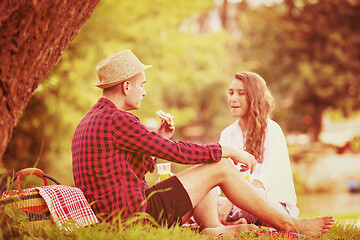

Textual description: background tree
[284,0,360,140]
[3,0,360,186]
[2,0,236,185]
[0,0,100,166]
[232,0,360,140]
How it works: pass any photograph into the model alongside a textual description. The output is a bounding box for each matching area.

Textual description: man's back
[72,97,149,220]
[72,97,221,220]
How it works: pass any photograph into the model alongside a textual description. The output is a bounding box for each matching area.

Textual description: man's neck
[102,95,126,111]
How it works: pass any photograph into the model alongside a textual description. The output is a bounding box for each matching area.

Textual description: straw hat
[95,49,152,89]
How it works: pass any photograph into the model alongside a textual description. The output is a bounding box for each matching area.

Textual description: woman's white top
[219,119,300,217]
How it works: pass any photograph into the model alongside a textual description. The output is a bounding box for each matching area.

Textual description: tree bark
[0,0,99,161]
[312,108,324,142]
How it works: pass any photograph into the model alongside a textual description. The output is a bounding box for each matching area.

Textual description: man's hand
[220,145,257,174]
[156,110,175,139]
[156,120,175,139]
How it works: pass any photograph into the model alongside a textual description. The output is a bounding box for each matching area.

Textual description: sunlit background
[2,0,360,220]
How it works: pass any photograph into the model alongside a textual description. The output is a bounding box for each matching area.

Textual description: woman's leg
[176,158,334,236]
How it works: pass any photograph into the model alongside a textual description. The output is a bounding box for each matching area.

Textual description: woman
[218,71,299,225]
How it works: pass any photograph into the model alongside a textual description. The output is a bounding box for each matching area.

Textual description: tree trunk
[311,107,325,142]
[221,0,228,29]
[0,0,99,161]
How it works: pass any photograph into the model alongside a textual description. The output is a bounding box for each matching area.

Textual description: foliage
[232,0,360,139]
[3,0,360,184]
[2,0,234,184]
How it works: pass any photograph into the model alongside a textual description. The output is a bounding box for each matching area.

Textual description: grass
[1,205,360,240]
[1,169,359,240]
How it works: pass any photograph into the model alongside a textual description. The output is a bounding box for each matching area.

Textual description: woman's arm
[221,145,256,174]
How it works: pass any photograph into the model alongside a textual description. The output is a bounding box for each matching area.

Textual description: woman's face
[227,78,250,119]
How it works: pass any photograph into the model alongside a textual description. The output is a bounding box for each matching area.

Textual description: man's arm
[112,111,221,164]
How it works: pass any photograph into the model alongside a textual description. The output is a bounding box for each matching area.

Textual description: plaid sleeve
[112,112,222,164]
[144,155,157,173]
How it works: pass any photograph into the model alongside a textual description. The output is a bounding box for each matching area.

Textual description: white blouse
[219,119,299,217]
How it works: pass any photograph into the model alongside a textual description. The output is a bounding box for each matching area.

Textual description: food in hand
[156,110,174,125]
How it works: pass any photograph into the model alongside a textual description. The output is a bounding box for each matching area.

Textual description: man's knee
[217,158,236,170]
[212,158,236,178]
[177,158,235,185]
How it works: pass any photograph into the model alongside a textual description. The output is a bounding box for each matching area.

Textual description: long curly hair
[234,72,275,163]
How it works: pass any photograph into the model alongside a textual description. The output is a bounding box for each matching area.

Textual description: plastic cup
[157,163,171,181]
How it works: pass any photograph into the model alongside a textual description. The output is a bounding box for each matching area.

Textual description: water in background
[298,192,360,217]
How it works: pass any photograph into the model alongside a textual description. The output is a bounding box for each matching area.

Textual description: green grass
[1,206,360,240]
[1,169,359,240]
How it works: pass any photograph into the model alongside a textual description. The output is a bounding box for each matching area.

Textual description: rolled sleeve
[206,143,222,162]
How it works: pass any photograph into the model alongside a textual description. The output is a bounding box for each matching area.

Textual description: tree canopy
[232,0,360,139]
[2,0,360,185]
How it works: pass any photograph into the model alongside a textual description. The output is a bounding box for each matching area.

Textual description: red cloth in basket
[36,185,98,228]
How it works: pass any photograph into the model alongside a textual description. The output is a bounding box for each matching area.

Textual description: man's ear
[122,81,130,95]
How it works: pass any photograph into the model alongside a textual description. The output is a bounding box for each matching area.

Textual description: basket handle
[0,168,61,194]
[16,168,48,191]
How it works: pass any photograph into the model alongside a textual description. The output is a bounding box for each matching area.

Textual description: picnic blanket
[182,223,305,239]
[259,226,306,239]
[36,185,98,229]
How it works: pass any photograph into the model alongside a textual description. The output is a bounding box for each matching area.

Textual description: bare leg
[192,188,222,228]
[191,188,257,237]
[177,158,334,236]
[192,188,249,227]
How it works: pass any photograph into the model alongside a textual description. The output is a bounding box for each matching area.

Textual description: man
[72,49,334,237]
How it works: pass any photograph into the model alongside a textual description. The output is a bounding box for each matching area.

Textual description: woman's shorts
[145,176,192,227]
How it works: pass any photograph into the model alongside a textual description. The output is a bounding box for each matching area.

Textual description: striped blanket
[36,185,98,229]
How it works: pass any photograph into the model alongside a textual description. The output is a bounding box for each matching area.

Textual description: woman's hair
[234,72,275,163]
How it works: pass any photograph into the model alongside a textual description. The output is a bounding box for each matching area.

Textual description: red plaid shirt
[72,98,222,220]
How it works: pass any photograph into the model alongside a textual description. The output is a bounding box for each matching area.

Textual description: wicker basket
[0,168,61,228]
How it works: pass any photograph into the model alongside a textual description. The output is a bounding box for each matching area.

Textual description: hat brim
[95,64,152,89]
